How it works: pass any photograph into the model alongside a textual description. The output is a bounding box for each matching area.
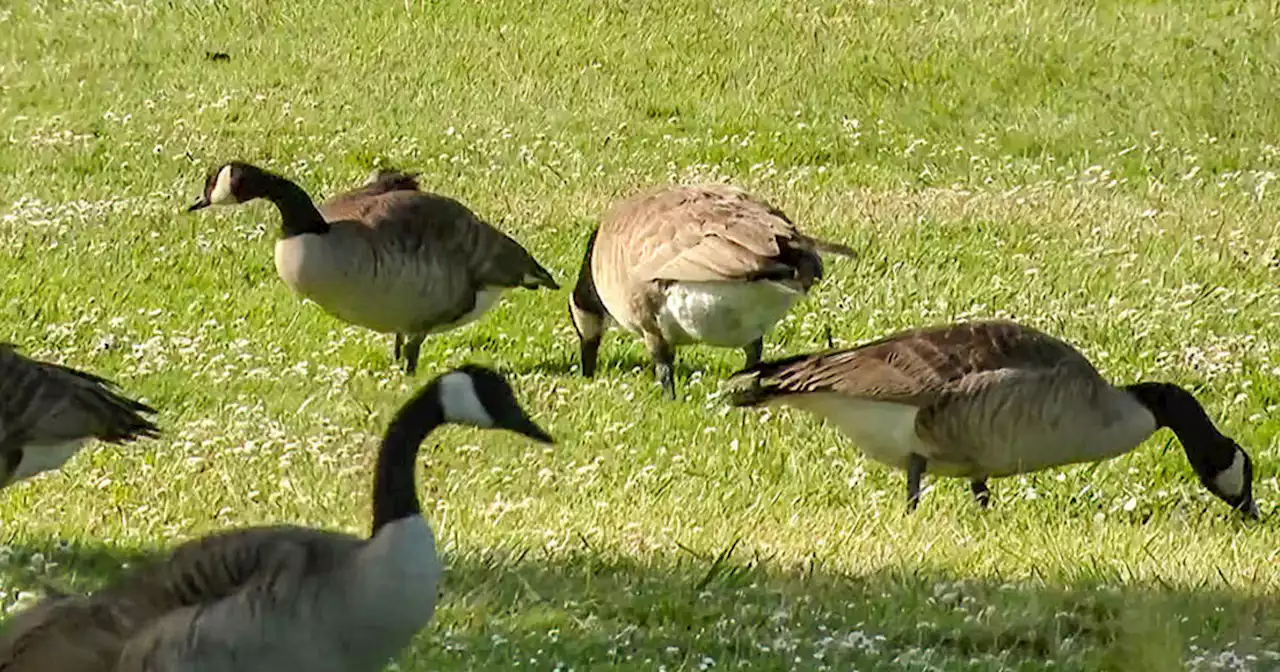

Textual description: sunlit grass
[1,0,1278,669]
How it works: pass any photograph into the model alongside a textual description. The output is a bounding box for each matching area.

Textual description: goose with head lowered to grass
[188,162,560,374]
[0,343,158,490]
[569,184,856,398]
[0,365,554,672]
[726,320,1260,517]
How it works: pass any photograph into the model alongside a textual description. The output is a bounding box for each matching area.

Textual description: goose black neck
[1124,382,1233,474]
[260,172,329,237]
[370,388,442,536]
[570,228,606,317]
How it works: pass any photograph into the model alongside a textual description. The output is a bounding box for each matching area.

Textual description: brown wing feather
[0,527,361,670]
[602,185,823,286]
[727,321,1097,408]
[318,170,421,218]
[0,345,159,448]
[320,190,558,291]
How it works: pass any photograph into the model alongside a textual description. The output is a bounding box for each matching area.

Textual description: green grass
[2,0,1279,669]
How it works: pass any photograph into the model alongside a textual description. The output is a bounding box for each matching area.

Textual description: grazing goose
[0,365,554,671]
[0,344,158,489]
[569,184,855,398]
[727,320,1260,517]
[187,162,560,374]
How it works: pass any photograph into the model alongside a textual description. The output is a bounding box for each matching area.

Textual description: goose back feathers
[0,344,158,489]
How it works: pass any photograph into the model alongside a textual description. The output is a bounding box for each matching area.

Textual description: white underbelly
[779,395,944,472]
[423,288,503,334]
[655,281,803,347]
[7,440,87,484]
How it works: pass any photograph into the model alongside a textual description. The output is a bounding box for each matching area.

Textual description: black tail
[724,352,819,407]
[521,260,560,290]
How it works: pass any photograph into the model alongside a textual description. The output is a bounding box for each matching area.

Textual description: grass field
[2,0,1279,669]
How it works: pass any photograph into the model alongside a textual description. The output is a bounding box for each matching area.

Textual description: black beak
[187,196,211,212]
[502,411,554,444]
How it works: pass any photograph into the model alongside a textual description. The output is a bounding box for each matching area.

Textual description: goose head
[187,162,273,211]
[1194,437,1259,519]
[433,365,554,443]
[1125,381,1262,520]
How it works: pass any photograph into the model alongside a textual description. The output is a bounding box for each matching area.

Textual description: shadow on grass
[510,354,651,377]
[0,538,163,595]
[4,537,1275,670]
[507,353,727,388]
[423,546,1279,670]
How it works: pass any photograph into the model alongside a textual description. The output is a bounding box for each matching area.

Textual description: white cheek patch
[1213,450,1247,497]
[438,372,494,428]
[208,165,236,205]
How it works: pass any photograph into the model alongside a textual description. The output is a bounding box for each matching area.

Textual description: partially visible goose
[569,184,855,398]
[0,344,158,489]
[188,162,560,374]
[0,365,554,671]
[726,320,1260,517]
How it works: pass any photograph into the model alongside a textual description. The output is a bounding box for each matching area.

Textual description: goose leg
[743,338,764,368]
[644,332,677,399]
[402,334,426,376]
[906,453,926,512]
[970,479,991,508]
[579,334,602,378]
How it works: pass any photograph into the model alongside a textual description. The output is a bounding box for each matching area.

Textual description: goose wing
[321,188,559,292]
[319,170,422,218]
[0,527,361,670]
[0,345,158,449]
[0,591,136,672]
[727,320,1095,407]
[112,526,365,670]
[606,185,823,285]
[109,526,363,606]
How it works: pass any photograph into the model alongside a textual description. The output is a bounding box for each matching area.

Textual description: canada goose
[187,162,560,374]
[726,320,1260,517]
[569,184,855,398]
[0,344,158,490]
[0,365,554,671]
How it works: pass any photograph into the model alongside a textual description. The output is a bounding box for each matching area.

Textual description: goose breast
[274,226,486,335]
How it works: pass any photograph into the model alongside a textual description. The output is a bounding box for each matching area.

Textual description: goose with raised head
[0,365,554,671]
[569,184,855,398]
[726,320,1259,517]
[187,162,560,374]
[0,344,158,490]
